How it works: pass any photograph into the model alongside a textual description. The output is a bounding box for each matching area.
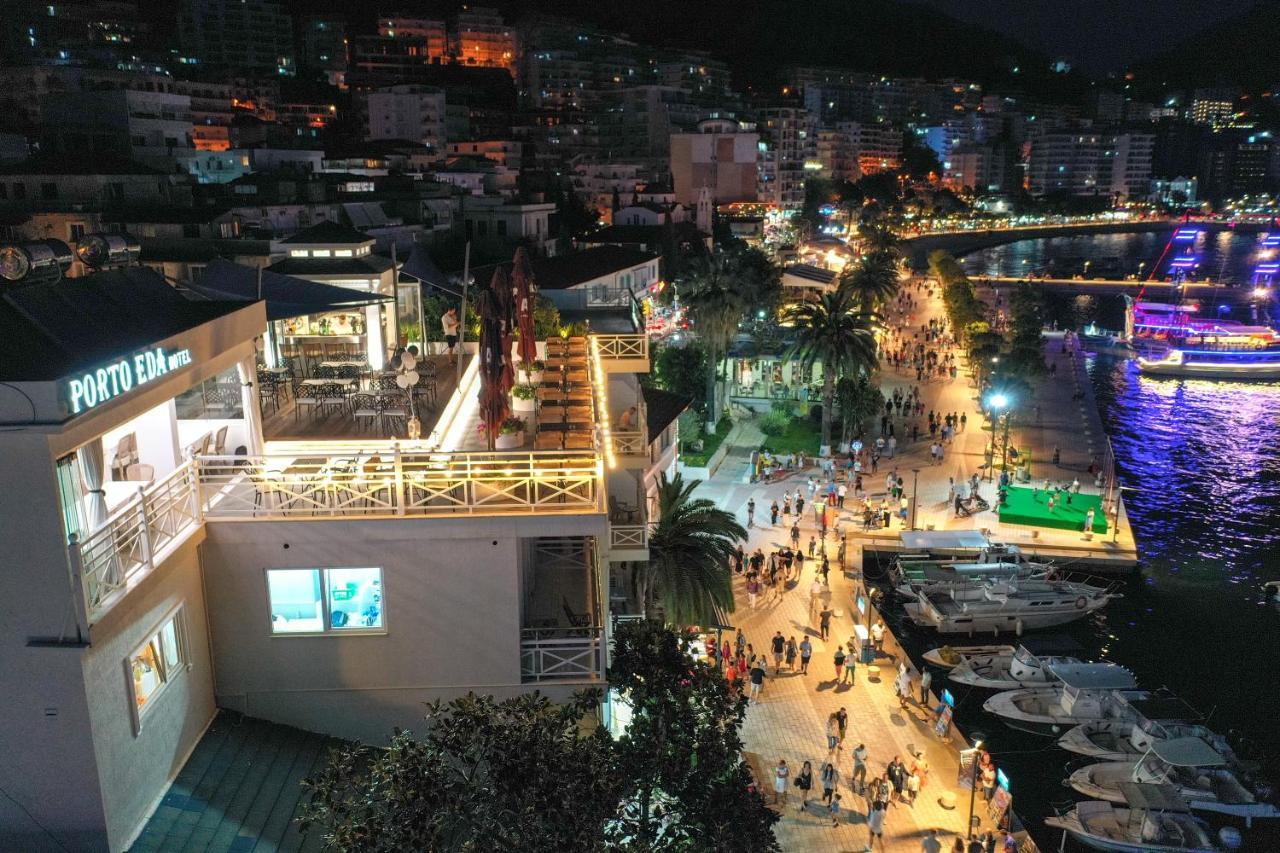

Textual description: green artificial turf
[998,485,1108,533]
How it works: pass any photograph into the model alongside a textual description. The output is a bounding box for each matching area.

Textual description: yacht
[949,644,1092,690]
[1067,738,1280,825]
[903,575,1121,635]
[1127,299,1280,379]
[1059,718,1234,764]
[890,549,1052,600]
[982,663,1144,735]
[1044,783,1222,853]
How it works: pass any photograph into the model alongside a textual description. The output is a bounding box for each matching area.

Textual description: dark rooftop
[127,711,342,853]
[266,256,394,276]
[140,238,273,263]
[468,246,657,292]
[642,386,692,444]
[0,152,168,177]
[279,221,374,245]
[579,221,709,247]
[0,266,254,383]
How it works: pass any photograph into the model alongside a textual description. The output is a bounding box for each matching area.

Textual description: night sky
[915,0,1258,72]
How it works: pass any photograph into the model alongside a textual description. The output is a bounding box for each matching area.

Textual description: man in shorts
[442,307,460,364]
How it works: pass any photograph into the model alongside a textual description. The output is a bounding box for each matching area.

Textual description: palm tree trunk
[821,370,835,454]
[705,343,718,431]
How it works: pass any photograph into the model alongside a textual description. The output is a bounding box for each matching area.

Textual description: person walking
[826,712,841,752]
[747,498,756,528]
[785,636,798,671]
[906,767,921,805]
[835,707,848,750]
[920,668,933,705]
[783,494,792,519]
[819,606,833,640]
[833,646,846,683]
[821,556,831,586]
[749,660,766,700]
[809,578,824,616]
[795,760,814,813]
[887,756,906,802]
[870,620,885,653]
[1084,507,1096,533]
[770,501,780,526]
[865,800,887,851]
[799,636,813,674]
[773,758,790,806]
[820,761,840,805]
[851,744,868,793]
[791,522,801,549]
[771,632,785,674]
[921,829,942,853]
[829,792,843,828]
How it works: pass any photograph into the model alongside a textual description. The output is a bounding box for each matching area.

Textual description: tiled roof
[128,711,342,853]
[467,246,657,292]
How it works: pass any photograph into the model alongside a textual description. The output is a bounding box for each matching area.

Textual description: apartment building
[362,85,448,157]
[755,106,814,210]
[452,6,516,75]
[1026,130,1154,201]
[177,0,295,75]
[670,118,760,207]
[39,89,194,169]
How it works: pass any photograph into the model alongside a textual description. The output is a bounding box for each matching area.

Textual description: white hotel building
[0,257,675,851]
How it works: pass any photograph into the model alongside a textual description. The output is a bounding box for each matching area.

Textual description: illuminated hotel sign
[65,347,194,414]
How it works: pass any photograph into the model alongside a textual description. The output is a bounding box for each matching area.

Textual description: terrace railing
[593,334,649,364]
[196,446,604,519]
[608,523,649,549]
[69,462,202,621]
[520,627,603,681]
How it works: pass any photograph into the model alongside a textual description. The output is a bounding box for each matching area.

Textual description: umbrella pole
[458,242,470,388]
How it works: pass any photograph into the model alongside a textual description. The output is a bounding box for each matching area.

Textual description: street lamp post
[984,393,1009,482]
[909,468,921,530]
[967,735,986,839]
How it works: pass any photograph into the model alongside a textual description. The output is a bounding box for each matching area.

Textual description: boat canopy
[1126,696,1204,723]
[1120,782,1192,812]
[900,531,990,550]
[1048,662,1138,690]
[1151,737,1227,768]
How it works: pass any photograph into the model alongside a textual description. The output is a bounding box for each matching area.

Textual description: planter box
[519,370,544,386]
[495,431,525,450]
[679,428,734,481]
[511,395,537,413]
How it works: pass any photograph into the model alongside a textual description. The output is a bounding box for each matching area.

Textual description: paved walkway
[691,278,1040,852]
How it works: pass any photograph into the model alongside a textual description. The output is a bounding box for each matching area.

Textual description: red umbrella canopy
[477,269,511,441]
[511,247,539,364]
[492,262,517,394]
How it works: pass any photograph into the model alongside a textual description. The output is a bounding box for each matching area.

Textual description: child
[829,792,842,827]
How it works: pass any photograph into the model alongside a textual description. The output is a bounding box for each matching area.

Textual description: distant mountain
[1130,3,1280,92]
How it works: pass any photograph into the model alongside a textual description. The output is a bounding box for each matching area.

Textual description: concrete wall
[82,536,216,852]
[0,433,109,852]
[200,515,603,743]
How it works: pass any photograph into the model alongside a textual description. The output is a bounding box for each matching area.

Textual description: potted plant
[517,359,546,385]
[511,383,538,413]
[495,416,527,449]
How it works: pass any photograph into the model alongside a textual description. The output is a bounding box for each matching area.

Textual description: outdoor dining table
[300,377,357,389]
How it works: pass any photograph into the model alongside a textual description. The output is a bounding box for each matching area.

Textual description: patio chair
[292,381,322,420]
[124,463,155,484]
[377,393,408,435]
[350,393,379,432]
[562,597,590,628]
[111,432,138,479]
[609,495,639,523]
[318,383,349,417]
[214,425,229,455]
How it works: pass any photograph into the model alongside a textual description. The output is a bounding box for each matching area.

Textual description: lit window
[313,249,331,257]
[267,568,384,634]
[290,249,308,257]
[128,608,187,730]
[334,249,353,257]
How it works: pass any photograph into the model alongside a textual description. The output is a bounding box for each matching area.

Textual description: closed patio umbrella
[477,269,511,447]
[511,247,539,364]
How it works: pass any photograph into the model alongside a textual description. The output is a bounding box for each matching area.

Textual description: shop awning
[188,259,391,321]
[399,243,457,295]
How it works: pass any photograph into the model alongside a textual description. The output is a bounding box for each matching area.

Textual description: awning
[399,243,456,295]
[1119,782,1191,812]
[187,258,391,321]
[1151,737,1227,768]
[1047,662,1138,690]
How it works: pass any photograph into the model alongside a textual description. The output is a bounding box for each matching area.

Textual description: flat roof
[0,267,253,382]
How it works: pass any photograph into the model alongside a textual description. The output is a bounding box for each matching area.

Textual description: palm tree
[784,289,880,454]
[641,472,746,627]
[858,221,902,257]
[682,253,746,430]
[838,254,901,315]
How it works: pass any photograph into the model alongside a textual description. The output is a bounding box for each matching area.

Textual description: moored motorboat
[922,644,1015,669]
[1044,783,1221,852]
[904,575,1121,635]
[1059,718,1235,764]
[949,643,1089,690]
[981,662,1143,735]
[1067,738,1280,825]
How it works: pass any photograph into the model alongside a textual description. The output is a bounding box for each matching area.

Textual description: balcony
[195,443,604,519]
[69,462,203,623]
[591,334,649,373]
[520,627,603,681]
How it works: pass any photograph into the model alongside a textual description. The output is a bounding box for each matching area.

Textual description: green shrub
[759,410,789,437]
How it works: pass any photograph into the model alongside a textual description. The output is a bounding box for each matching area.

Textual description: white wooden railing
[69,462,203,620]
[594,334,649,363]
[196,447,604,519]
[610,429,647,457]
[608,523,649,549]
[520,628,603,681]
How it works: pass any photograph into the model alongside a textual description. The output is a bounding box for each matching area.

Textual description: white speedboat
[949,644,1089,690]
[904,576,1121,635]
[1068,738,1280,825]
[892,559,1041,600]
[922,644,1015,669]
[1044,783,1221,853]
[982,662,1143,735]
[1059,718,1234,764]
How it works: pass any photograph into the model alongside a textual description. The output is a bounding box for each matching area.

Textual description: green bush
[680,416,733,467]
[758,410,790,437]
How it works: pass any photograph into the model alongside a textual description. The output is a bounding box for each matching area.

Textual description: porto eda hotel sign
[65,347,194,414]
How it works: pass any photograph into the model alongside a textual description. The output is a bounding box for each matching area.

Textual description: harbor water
[881,232,1280,849]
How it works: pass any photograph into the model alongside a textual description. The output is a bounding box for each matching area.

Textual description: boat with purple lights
[1129,299,1280,379]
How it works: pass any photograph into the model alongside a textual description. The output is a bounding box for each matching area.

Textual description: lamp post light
[985,392,1008,481]
[967,733,986,839]
[909,467,921,530]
